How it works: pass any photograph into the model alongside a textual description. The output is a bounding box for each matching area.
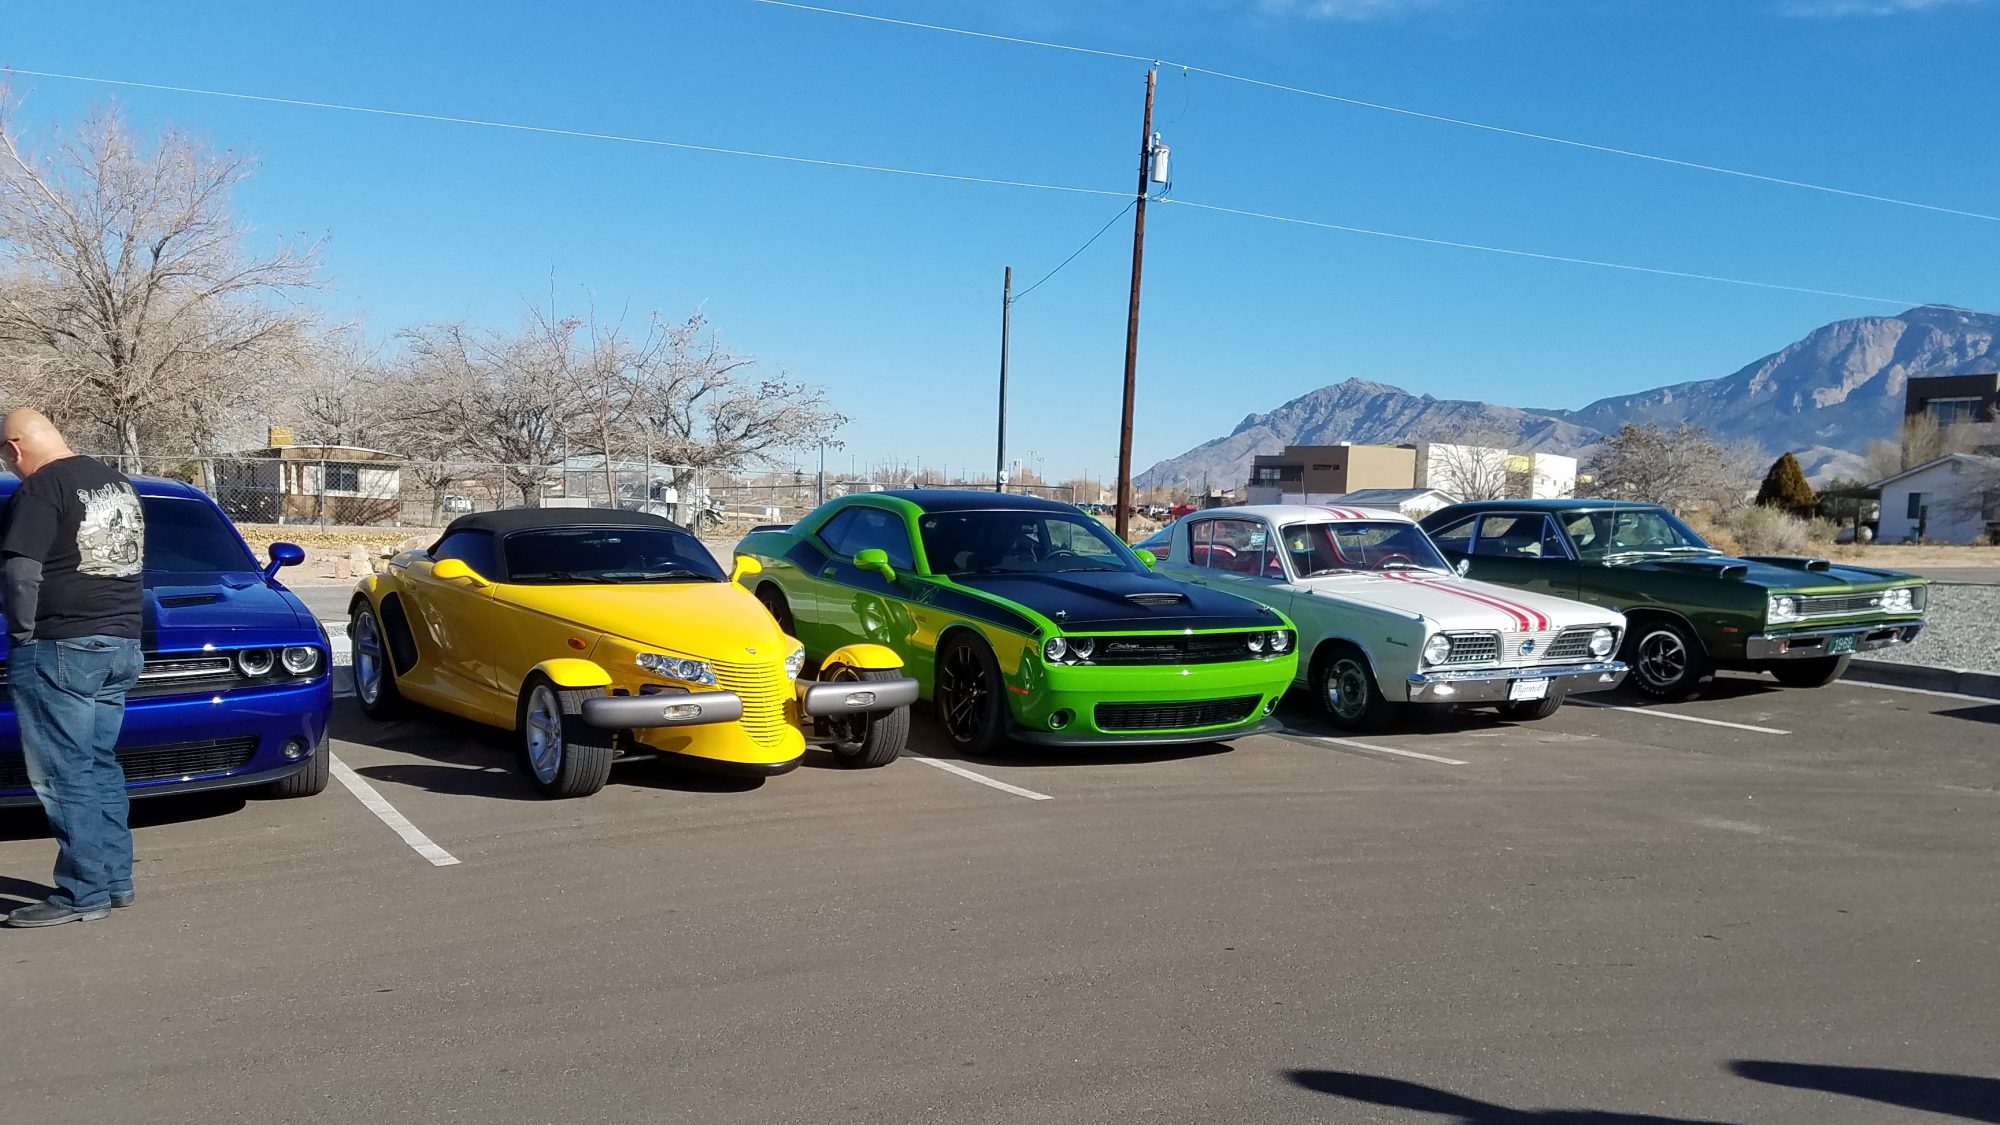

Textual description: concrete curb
[1845,658,2000,701]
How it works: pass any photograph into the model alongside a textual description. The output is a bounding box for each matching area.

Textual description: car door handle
[821,566,838,578]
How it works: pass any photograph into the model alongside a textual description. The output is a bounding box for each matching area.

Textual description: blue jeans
[10,636,143,910]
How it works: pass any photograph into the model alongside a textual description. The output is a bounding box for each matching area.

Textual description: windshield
[1280,520,1451,576]
[144,496,260,573]
[1561,507,1718,560]
[502,526,726,584]
[919,509,1138,577]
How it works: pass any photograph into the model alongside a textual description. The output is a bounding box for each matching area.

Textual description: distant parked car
[1421,500,1928,700]
[1,477,333,806]
[1155,505,1627,730]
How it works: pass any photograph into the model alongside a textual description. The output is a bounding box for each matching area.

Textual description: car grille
[1087,633,1261,665]
[711,658,792,748]
[1796,592,1906,619]
[1094,696,1260,732]
[1542,628,1600,662]
[1443,634,1500,664]
[0,736,259,790]
[0,653,315,701]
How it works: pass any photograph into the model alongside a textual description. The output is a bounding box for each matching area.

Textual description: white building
[1412,443,1509,499]
[1871,454,2000,544]
[1334,487,1457,517]
[1511,452,1578,499]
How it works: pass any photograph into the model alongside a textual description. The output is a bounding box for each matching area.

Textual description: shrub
[1755,452,1818,518]
[1712,505,1835,556]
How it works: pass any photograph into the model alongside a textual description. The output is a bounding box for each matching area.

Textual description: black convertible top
[442,506,688,537]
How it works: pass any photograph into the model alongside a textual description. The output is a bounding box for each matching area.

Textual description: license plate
[1829,635,1857,654]
[1508,678,1550,702]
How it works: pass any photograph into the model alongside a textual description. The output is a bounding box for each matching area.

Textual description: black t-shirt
[1,457,146,641]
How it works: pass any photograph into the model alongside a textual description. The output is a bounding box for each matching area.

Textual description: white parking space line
[907,755,1053,801]
[329,753,462,866]
[1841,680,1998,706]
[1289,733,1468,766]
[1569,700,1790,736]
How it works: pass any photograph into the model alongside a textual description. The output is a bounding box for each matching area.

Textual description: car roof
[863,489,1081,514]
[444,506,690,536]
[0,472,208,502]
[1430,498,1661,516]
[1181,504,1415,525]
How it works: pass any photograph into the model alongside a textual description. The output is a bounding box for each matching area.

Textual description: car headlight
[1268,630,1292,654]
[1881,586,1917,613]
[1587,627,1616,658]
[1767,594,1799,623]
[784,644,806,679]
[1246,632,1267,655]
[235,648,276,677]
[636,652,717,686]
[1422,634,1453,666]
[1044,636,1068,662]
[1069,637,1096,662]
[281,646,321,675]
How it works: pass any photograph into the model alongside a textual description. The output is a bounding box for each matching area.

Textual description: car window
[1472,514,1567,560]
[1427,515,1475,553]
[501,526,725,584]
[141,496,259,573]
[919,509,1138,576]
[1282,520,1450,575]
[1192,518,1277,577]
[825,506,914,570]
[431,529,503,578]
[1566,508,1715,559]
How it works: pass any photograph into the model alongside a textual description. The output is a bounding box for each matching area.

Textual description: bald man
[1,410,145,928]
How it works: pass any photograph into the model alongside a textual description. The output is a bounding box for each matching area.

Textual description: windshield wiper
[596,569,718,581]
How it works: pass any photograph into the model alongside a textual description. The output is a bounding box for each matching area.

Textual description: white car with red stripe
[1152,505,1628,731]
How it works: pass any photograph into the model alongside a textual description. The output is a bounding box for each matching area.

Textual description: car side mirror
[854,548,896,581]
[1455,557,1471,577]
[1135,548,1158,570]
[432,558,491,587]
[730,554,763,587]
[265,541,305,579]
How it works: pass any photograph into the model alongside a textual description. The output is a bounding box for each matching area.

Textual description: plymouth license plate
[1508,678,1550,702]
[1829,635,1858,655]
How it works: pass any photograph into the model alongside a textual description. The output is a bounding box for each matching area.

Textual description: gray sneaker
[6,900,111,928]
[111,891,135,909]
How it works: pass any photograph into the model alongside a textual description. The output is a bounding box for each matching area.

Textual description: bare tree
[1582,423,1752,513]
[1418,429,1513,501]
[0,103,320,463]
[275,329,399,448]
[628,312,844,479]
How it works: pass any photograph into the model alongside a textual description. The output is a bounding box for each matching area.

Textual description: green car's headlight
[637,652,717,686]
[1044,636,1068,662]
[1767,594,1800,624]
[784,644,806,679]
[1267,630,1292,655]
[1042,636,1096,665]
[1881,586,1919,613]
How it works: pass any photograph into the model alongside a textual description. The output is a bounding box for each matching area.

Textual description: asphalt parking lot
[3,665,1995,1125]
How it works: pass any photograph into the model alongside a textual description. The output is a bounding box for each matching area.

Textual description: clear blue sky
[6,0,1997,482]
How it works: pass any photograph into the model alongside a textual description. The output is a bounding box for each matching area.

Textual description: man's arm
[1,487,62,647]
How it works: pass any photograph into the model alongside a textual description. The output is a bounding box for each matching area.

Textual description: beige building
[1246,444,1416,504]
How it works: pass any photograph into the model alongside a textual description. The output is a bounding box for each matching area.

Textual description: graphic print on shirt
[75,481,145,577]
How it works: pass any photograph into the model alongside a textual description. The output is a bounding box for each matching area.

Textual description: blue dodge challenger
[1,476,333,806]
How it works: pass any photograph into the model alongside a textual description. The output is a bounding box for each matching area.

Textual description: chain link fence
[90,455,1080,536]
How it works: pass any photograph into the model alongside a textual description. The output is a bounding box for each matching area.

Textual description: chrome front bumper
[1405,661,1628,704]
[1744,622,1924,661]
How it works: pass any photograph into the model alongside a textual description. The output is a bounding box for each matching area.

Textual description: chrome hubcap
[353,609,383,706]
[1326,659,1369,721]
[524,684,564,784]
[1637,630,1687,687]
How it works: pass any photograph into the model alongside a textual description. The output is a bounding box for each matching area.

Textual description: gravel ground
[1864,582,2000,673]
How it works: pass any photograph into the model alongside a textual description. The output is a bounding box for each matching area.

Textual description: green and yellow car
[734,491,1299,752]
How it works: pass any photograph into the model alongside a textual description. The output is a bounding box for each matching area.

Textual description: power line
[1,67,1927,305]
[1011,199,1137,304]
[747,0,2000,225]
[1162,198,1921,306]
[0,67,1129,201]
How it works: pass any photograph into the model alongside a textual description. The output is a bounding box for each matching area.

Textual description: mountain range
[1135,305,2000,492]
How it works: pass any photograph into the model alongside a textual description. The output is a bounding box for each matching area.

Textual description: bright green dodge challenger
[734,491,1300,752]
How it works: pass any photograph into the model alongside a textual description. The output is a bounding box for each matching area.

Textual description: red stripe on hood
[1384,572,1539,631]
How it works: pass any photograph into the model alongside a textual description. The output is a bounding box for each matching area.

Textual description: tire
[516,674,616,799]
[1623,619,1713,702]
[1769,654,1851,688]
[934,633,1009,756]
[264,736,331,799]
[1497,695,1563,722]
[818,666,910,768]
[1314,645,1402,733]
[757,584,797,637]
[350,600,407,720]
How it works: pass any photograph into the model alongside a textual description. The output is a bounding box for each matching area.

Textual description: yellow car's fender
[530,657,613,690]
[352,573,387,608]
[822,643,903,673]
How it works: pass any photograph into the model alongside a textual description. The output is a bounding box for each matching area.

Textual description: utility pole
[996,265,1012,493]
[1114,67,1157,542]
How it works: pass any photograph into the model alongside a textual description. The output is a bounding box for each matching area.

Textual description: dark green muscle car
[1419,500,1927,701]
